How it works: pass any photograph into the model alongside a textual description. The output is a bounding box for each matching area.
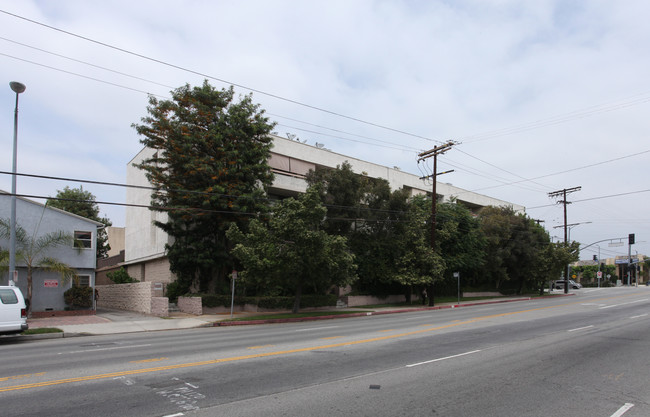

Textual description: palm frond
[37,257,78,284]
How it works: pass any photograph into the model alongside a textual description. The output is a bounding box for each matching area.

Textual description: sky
[1,1,649,262]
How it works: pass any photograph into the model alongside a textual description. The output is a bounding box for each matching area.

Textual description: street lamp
[8,81,26,285]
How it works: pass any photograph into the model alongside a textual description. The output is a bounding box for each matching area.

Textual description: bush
[64,286,93,308]
[196,294,338,310]
[106,268,138,284]
[166,281,189,303]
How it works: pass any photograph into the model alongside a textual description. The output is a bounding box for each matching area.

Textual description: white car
[0,285,28,334]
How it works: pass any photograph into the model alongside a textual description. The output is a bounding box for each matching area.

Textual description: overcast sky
[1,1,649,262]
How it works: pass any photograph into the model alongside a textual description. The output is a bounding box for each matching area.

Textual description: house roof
[0,190,105,227]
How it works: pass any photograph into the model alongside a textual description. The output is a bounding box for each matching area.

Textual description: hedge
[197,294,338,309]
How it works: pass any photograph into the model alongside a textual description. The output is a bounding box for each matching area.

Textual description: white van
[0,285,28,334]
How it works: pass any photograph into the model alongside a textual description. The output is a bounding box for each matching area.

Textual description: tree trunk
[427,283,435,306]
[292,280,303,314]
[27,266,33,316]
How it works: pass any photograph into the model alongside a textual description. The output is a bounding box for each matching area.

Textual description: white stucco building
[124,135,524,283]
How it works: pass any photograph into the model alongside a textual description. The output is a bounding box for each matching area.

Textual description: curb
[213,294,574,327]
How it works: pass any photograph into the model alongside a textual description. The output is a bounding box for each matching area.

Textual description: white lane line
[162,413,184,417]
[59,344,152,355]
[630,313,648,319]
[610,403,634,417]
[294,326,339,332]
[568,325,594,332]
[599,299,648,309]
[406,350,481,368]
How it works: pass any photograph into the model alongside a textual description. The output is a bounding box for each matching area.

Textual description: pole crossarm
[417,141,455,161]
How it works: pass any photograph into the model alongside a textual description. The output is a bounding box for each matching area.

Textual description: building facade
[0,192,101,312]
[124,135,525,283]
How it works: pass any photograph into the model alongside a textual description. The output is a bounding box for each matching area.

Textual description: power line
[0,9,442,144]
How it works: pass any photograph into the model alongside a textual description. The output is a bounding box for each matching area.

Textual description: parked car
[0,285,28,334]
[553,280,582,290]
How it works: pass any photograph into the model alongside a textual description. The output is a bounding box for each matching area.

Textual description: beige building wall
[124,134,525,283]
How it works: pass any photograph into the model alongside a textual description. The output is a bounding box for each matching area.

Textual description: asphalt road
[1,286,649,417]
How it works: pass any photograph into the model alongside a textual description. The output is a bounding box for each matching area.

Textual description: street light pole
[8,81,26,285]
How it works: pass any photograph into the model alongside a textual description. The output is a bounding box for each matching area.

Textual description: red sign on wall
[44,279,59,288]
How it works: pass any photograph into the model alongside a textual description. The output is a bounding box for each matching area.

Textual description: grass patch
[228,310,370,321]
[22,327,63,335]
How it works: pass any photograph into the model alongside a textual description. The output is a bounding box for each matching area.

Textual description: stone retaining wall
[178,297,203,315]
[340,294,408,307]
[96,282,169,317]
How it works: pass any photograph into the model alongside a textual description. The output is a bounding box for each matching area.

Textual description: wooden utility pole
[418,141,454,306]
[548,186,581,294]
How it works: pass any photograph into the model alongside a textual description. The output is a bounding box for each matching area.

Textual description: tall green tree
[47,186,112,258]
[228,188,356,313]
[0,219,79,315]
[436,200,486,294]
[392,195,445,300]
[133,81,275,293]
[478,206,559,294]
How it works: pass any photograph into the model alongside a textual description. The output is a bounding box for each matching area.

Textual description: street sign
[597,271,602,278]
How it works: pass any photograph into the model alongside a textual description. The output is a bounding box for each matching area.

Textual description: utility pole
[418,141,455,306]
[548,186,581,294]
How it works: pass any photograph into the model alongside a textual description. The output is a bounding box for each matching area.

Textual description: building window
[75,275,91,287]
[74,231,92,249]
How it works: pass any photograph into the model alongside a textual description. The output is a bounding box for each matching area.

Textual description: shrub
[106,267,138,284]
[64,286,93,308]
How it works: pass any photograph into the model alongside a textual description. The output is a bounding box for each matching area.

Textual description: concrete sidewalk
[21,294,574,339]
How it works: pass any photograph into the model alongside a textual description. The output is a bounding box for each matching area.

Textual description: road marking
[294,326,339,332]
[378,329,395,332]
[630,313,648,319]
[0,373,45,382]
[3,292,645,393]
[406,350,481,367]
[246,345,274,350]
[610,403,634,417]
[162,413,184,417]
[59,344,152,355]
[129,358,168,364]
[568,325,594,332]
[319,336,342,340]
[599,298,648,309]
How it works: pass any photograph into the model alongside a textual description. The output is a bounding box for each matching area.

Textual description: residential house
[0,192,102,312]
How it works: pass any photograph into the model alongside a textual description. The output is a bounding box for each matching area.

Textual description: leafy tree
[228,188,356,313]
[478,206,555,294]
[436,201,486,294]
[133,81,275,293]
[0,219,79,315]
[47,186,112,258]
[306,161,364,236]
[392,195,445,300]
[547,241,580,280]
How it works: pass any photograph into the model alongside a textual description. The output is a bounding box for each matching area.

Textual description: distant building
[123,135,525,283]
[0,192,101,312]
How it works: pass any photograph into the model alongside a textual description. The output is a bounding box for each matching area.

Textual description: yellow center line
[319,336,342,340]
[0,373,45,382]
[129,358,168,364]
[246,345,275,350]
[0,292,640,393]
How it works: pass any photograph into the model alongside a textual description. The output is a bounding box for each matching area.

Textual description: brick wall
[125,258,175,283]
[96,282,169,317]
[340,294,407,307]
[151,297,169,317]
[178,297,203,315]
